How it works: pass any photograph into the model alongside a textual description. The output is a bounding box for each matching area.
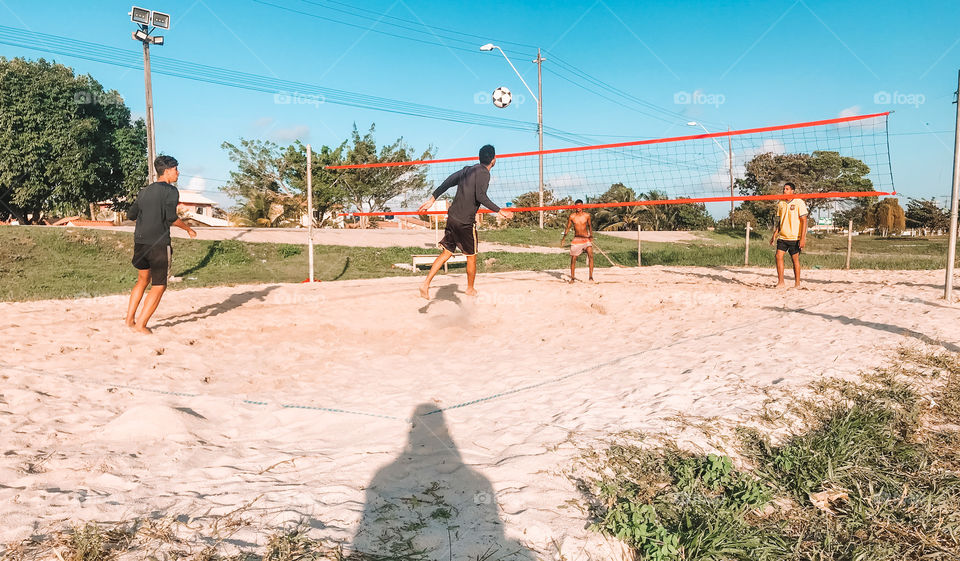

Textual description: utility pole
[129,7,169,183]
[307,144,315,283]
[727,126,734,221]
[534,49,545,229]
[142,39,157,182]
[945,69,960,301]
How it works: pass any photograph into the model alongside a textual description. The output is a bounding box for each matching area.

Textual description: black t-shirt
[128,182,180,245]
[431,164,500,225]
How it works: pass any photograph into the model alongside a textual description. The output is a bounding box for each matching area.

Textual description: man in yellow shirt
[769,182,808,288]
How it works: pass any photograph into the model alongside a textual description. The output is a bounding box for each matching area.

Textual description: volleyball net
[331,112,895,216]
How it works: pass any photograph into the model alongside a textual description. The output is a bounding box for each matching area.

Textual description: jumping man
[125,155,197,333]
[559,200,594,283]
[770,181,808,288]
[417,145,513,299]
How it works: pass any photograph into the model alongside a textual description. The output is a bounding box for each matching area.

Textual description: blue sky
[0,0,958,213]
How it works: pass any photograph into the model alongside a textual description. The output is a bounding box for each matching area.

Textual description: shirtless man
[559,200,594,283]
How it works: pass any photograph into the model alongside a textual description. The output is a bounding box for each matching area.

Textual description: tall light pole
[945,70,960,301]
[481,43,545,228]
[129,6,170,183]
[688,121,734,221]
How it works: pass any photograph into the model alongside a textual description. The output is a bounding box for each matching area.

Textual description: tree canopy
[223,124,431,228]
[736,151,876,228]
[0,57,147,223]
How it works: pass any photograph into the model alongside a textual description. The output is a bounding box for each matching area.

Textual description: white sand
[1,266,958,558]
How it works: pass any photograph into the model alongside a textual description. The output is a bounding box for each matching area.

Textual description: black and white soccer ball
[492,86,512,108]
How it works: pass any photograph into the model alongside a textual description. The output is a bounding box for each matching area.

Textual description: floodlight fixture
[132,29,149,41]
[151,11,170,29]
[151,35,164,45]
[130,6,151,25]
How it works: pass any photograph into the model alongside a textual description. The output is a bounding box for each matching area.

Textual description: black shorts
[132,243,172,286]
[439,220,478,256]
[776,239,801,256]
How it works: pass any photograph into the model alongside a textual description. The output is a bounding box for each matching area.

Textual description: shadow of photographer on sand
[348,403,534,560]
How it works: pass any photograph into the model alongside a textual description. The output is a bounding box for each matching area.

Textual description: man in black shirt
[416,144,513,299]
[124,155,197,334]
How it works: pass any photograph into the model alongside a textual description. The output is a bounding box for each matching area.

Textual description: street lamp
[129,6,170,182]
[482,43,546,228]
[688,121,735,220]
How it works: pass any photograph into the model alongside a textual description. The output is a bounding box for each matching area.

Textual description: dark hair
[575,199,583,205]
[479,144,495,165]
[155,155,179,176]
[784,182,796,190]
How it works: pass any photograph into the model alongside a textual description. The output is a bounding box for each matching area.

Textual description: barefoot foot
[465,287,478,296]
[134,325,153,335]
[419,284,430,300]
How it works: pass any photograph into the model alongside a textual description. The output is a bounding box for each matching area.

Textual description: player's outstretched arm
[560,215,572,246]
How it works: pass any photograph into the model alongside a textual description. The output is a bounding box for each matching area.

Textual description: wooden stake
[845,218,854,270]
[637,226,642,267]
[744,222,751,265]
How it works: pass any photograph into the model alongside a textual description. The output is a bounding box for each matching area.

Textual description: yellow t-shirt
[776,199,808,241]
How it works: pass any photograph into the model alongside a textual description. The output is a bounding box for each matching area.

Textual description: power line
[0,24,548,134]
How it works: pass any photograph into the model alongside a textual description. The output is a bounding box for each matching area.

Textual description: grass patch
[0,226,953,302]
[577,348,960,560]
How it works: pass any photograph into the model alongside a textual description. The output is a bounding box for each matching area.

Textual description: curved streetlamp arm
[494,46,539,106]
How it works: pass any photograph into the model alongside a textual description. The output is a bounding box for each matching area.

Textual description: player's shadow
[764,306,960,353]
[418,284,462,314]
[347,404,535,560]
[154,285,278,328]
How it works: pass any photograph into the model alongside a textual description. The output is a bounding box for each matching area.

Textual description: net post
[306,144,314,283]
[637,226,642,267]
[945,69,960,302]
[845,219,854,270]
[744,222,751,265]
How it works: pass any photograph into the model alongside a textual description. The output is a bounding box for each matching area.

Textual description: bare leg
[465,255,478,296]
[775,250,786,288]
[134,285,166,334]
[791,253,802,287]
[587,247,594,281]
[420,249,452,299]
[569,255,576,283]
[126,269,151,328]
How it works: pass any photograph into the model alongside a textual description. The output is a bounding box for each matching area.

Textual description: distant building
[177,191,220,218]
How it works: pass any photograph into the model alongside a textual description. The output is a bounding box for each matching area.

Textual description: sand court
[2,266,958,557]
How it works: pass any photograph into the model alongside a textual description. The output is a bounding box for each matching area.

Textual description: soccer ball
[492,86,512,108]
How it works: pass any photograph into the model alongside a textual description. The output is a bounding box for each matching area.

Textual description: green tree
[283,141,348,227]
[221,138,304,227]
[340,124,433,228]
[510,188,572,228]
[0,57,147,223]
[905,198,949,234]
[589,185,713,231]
[737,151,875,228]
[866,197,906,236]
[833,199,871,231]
[591,183,642,231]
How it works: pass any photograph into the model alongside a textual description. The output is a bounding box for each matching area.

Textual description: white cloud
[839,105,861,118]
[253,117,275,129]
[270,125,310,143]
[186,176,207,191]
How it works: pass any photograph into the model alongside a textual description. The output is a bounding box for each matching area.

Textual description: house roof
[178,191,219,206]
[182,212,230,227]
